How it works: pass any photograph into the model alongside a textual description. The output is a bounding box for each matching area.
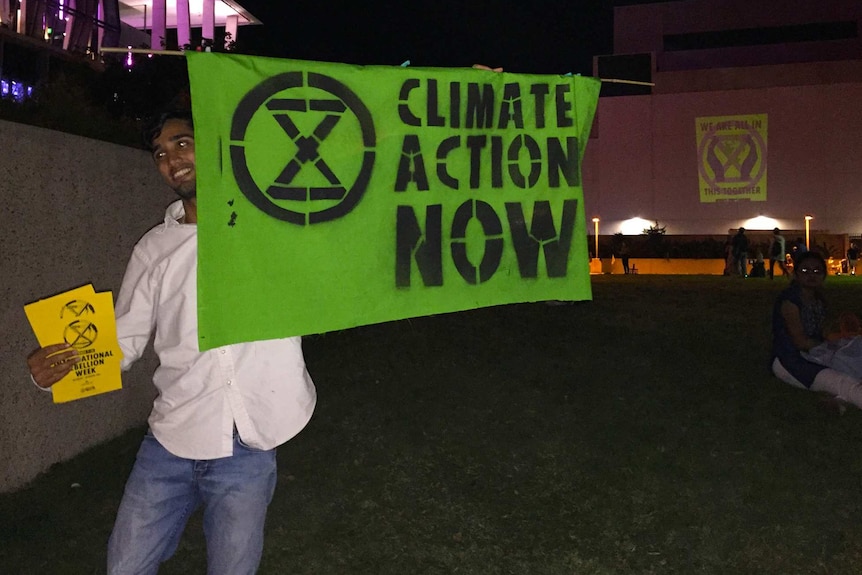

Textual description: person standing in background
[732,227,750,277]
[769,227,789,279]
[847,243,859,275]
[619,241,631,274]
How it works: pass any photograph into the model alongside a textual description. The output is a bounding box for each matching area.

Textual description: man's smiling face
[152,118,196,201]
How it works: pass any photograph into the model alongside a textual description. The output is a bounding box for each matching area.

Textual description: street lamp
[804,215,813,250]
[592,217,600,260]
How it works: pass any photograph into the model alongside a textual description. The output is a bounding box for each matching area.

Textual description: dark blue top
[772,284,827,387]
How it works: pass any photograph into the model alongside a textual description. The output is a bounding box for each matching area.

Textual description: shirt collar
[164,200,186,227]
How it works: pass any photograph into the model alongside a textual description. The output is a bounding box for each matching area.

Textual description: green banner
[187,53,600,349]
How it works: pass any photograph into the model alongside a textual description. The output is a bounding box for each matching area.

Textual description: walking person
[769,227,789,279]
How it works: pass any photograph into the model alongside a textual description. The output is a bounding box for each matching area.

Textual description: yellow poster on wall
[24,284,123,404]
[696,114,767,203]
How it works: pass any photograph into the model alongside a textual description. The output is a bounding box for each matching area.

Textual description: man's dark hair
[142,109,194,152]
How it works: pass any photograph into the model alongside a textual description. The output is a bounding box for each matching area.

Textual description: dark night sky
[231,0,628,76]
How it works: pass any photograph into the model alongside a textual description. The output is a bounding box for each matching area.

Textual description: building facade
[584,0,862,237]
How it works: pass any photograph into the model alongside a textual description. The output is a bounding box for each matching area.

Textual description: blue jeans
[107,430,277,575]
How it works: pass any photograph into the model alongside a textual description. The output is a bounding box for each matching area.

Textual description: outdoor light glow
[804,215,813,249]
[742,216,780,230]
[59,0,64,19]
[619,217,653,236]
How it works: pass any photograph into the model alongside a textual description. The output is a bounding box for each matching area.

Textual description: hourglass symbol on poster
[61,300,98,349]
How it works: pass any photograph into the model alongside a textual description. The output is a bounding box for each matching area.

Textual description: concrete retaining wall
[1,119,173,492]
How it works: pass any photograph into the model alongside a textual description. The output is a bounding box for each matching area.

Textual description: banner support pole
[98,49,658,86]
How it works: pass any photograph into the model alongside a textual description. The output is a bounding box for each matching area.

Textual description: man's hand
[472,64,504,72]
[27,344,80,389]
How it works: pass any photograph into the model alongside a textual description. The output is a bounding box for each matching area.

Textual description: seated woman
[772,251,862,409]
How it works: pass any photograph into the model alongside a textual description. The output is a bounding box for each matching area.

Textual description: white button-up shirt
[115,201,316,459]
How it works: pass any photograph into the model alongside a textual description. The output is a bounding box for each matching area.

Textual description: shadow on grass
[4,276,862,574]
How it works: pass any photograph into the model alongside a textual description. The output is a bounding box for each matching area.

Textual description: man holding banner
[28,108,317,574]
[185,52,600,347]
[28,53,600,572]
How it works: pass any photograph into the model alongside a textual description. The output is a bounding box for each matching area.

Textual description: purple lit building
[0,1,259,101]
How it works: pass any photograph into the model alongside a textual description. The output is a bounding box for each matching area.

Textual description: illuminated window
[1,78,34,103]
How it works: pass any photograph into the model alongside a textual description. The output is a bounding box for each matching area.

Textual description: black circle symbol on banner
[230,72,376,225]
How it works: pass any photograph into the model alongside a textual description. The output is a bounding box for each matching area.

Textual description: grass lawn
[3,275,862,574]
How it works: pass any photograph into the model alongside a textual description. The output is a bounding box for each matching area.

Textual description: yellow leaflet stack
[24,284,124,403]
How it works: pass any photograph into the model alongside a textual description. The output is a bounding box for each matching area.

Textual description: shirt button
[227,380,232,386]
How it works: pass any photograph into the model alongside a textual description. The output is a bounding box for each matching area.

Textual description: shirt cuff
[30,374,52,393]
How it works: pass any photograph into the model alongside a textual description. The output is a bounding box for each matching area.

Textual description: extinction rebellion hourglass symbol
[230,71,376,225]
[61,300,98,349]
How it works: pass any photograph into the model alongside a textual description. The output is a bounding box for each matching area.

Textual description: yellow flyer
[24,284,124,403]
